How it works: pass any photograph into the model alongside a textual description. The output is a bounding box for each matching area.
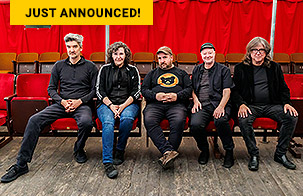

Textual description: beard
[160,62,173,70]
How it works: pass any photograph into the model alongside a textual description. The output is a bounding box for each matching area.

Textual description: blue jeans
[97,103,139,163]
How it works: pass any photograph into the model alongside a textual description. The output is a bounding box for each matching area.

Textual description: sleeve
[141,70,157,102]
[176,71,192,101]
[47,62,63,105]
[231,63,247,108]
[80,64,99,104]
[96,65,108,102]
[222,67,235,89]
[129,66,141,100]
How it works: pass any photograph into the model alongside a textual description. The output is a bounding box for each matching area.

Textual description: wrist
[107,103,113,108]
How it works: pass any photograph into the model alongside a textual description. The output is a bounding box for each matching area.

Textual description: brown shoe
[158,151,179,169]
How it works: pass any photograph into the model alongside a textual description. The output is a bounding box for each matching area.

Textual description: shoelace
[6,165,17,172]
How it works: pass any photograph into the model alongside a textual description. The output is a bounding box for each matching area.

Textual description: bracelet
[108,103,113,107]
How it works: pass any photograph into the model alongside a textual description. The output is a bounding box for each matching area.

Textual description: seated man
[96,42,140,179]
[232,37,298,171]
[142,46,192,169]
[190,43,235,168]
[1,33,98,183]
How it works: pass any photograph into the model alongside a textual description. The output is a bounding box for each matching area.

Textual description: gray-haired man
[1,33,98,183]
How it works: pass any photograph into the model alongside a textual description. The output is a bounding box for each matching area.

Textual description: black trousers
[17,103,93,164]
[238,104,298,157]
[190,104,234,152]
[143,102,187,154]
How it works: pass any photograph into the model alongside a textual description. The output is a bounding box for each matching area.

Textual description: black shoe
[248,156,259,171]
[104,163,118,179]
[1,164,29,183]
[74,149,88,164]
[274,154,296,170]
[223,150,234,168]
[198,150,209,165]
[113,150,125,165]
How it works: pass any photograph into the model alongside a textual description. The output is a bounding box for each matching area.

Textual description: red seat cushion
[51,118,78,130]
[95,118,139,130]
[0,74,15,110]
[253,118,277,130]
[0,110,7,126]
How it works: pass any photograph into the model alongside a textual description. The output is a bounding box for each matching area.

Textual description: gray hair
[243,37,272,67]
[64,33,84,48]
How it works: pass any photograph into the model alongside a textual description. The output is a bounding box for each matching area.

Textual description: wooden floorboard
[1,128,303,196]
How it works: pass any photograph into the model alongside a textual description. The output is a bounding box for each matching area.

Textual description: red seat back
[16,74,51,97]
[284,74,303,98]
[0,74,15,110]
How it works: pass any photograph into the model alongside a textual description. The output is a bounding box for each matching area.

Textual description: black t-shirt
[151,67,185,94]
[108,65,129,105]
[253,65,270,105]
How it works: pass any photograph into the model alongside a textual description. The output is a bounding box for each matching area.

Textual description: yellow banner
[10,0,153,25]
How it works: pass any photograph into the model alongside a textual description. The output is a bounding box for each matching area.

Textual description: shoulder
[174,66,188,76]
[126,64,139,72]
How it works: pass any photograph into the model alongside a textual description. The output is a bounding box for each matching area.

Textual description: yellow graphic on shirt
[157,73,179,88]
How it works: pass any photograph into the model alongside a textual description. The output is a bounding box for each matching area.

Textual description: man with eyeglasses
[232,37,298,171]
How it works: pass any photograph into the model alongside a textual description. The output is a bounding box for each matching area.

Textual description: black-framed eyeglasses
[251,48,266,54]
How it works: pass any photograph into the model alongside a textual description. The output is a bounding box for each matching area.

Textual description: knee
[214,116,229,127]
[283,113,298,125]
[238,117,252,128]
[78,116,93,129]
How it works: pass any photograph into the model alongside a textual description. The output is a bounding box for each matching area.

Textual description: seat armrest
[4,94,17,102]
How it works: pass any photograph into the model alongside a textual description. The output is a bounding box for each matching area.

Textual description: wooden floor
[1,126,303,196]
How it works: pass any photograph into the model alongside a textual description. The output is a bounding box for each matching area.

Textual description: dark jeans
[190,104,234,152]
[238,104,298,157]
[17,103,93,164]
[143,102,187,154]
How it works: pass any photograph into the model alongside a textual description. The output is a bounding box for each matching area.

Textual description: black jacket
[192,62,234,108]
[96,63,141,107]
[231,61,290,108]
[48,57,98,105]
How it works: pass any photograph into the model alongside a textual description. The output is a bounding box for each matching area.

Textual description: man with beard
[142,46,192,169]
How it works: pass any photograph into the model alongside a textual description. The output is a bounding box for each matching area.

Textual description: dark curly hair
[106,41,132,65]
[243,37,272,67]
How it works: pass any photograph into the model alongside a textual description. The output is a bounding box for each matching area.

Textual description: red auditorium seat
[0,74,15,147]
[6,74,51,135]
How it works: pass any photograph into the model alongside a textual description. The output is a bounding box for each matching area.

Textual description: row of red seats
[0,73,141,148]
[0,73,302,157]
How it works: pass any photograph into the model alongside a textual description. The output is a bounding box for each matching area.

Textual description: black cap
[200,43,215,52]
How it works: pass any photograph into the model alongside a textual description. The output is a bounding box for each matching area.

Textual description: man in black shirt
[1,33,98,183]
[190,43,235,168]
[142,46,192,169]
[232,37,298,171]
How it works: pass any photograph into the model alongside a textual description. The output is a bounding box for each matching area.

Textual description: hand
[109,104,120,119]
[156,92,167,102]
[238,104,252,118]
[284,104,298,117]
[117,103,127,116]
[67,99,82,112]
[191,100,202,113]
[213,106,225,119]
[61,99,71,110]
[163,93,177,103]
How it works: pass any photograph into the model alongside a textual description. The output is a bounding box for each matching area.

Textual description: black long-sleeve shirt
[142,66,192,104]
[48,57,98,105]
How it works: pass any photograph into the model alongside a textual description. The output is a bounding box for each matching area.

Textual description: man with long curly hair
[232,37,298,171]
